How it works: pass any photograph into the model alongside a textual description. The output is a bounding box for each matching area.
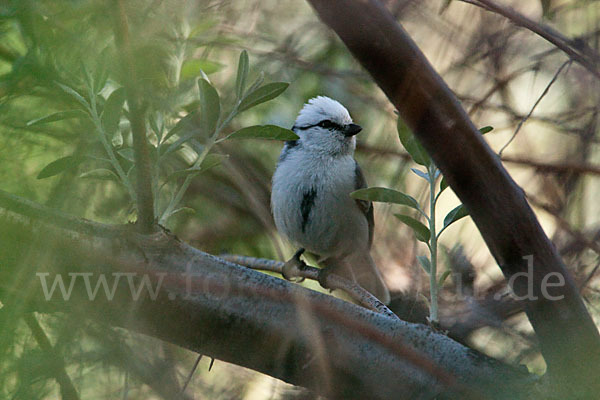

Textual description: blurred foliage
[2,0,600,398]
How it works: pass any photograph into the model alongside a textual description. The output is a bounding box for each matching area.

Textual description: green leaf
[166,154,227,182]
[37,156,86,179]
[79,168,119,181]
[438,270,452,286]
[410,168,430,182]
[226,125,298,141]
[80,62,93,91]
[245,71,264,95]
[443,204,469,229]
[101,87,126,136]
[418,293,430,309]
[235,50,249,99]
[26,110,86,127]
[440,177,449,193]
[351,187,420,211]
[150,112,164,143]
[238,82,288,112]
[93,47,111,94]
[417,255,431,274]
[55,82,88,108]
[198,79,220,135]
[170,207,196,216]
[117,148,135,162]
[181,59,225,80]
[162,112,199,145]
[395,214,430,243]
[479,126,494,135]
[397,119,430,166]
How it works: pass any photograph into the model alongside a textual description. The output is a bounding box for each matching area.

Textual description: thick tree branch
[0,191,534,400]
[306,0,600,395]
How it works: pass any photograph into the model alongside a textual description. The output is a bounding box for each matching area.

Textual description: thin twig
[179,355,202,397]
[498,60,571,156]
[220,254,397,318]
[358,143,600,176]
[24,314,81,400]
[463,0,600,80]
[113,0,156,233]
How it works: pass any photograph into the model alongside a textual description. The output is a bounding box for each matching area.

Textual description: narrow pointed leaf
[170,207,196,217]
[55,82,88,108]
[394,214,430,243]
[443,204,469,229]
[479,126,494,135]
[235,50,249,99]
[27,110,86,127]
[166,154,227,182]
[351,187,420,210]
[440,177,449,193]
[79,168,120,181]
[397,119,430,166]
[410,168,430,182]
[245,71,264,96]
[93,47,110,93]
[37,156,86,179]
[117,148,135,162]
[181,59,224,79]
[162,112,199,144]
[226,125,298,141]
[417,255,431,274]
[101,87,126,136]
[198,79,220,135]
[438,270,452,286]
[238,82,288,112]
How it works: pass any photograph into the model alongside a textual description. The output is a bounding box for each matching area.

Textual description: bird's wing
[354,160,374,248]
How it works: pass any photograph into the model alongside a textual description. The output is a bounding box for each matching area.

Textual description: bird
[271,96,390,304]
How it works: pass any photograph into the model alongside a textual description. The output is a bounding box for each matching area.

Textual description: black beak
[344,123,362,137]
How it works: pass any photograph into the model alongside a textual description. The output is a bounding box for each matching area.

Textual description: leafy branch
[352,120,476,325]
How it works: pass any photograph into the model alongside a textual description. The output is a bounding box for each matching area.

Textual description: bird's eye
[317,120,336,129]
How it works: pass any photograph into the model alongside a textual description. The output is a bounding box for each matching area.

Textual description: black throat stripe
[300,188,317,233]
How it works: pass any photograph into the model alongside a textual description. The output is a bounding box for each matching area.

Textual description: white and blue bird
[271,96,390,304]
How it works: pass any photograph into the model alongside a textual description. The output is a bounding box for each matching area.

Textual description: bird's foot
[317,267,332,291]
[282,248,307,282]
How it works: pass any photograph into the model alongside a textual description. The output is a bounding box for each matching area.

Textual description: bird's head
[292,96,362,156]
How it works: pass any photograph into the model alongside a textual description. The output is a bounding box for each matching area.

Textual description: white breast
[271,150,368,258]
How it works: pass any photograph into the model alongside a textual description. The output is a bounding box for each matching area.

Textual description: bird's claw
[282,248,307,282]
[317,267,332,290]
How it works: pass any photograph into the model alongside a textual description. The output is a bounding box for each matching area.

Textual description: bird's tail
[324,252,390,304]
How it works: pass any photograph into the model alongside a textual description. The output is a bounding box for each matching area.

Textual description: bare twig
[179,355,202,397]
[464,0,600,80]
[24,314,81,400]
[358,143,600,177]
[498,60,571,156]
[113,0,156,233]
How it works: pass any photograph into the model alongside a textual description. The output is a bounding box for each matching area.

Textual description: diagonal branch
[0,190,533,399]
[24,314,81,400]
[463,0,600,80]
[306,0,600,395]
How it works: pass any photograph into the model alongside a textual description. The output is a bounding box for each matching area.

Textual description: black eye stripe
[295,120,344,131]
